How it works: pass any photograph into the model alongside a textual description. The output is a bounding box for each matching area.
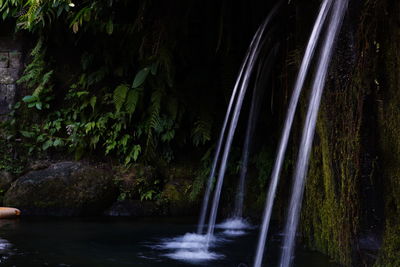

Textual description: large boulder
[3,161,118,216]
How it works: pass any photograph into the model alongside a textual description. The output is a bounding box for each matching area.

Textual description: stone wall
[0,37,22,119]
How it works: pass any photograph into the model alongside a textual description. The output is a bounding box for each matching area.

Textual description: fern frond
[41,70,54,85]
[192,115,212,146]
[113,84,128,112]
[125,88,140,115]
[31,38,43,56]
[147,88,163,131]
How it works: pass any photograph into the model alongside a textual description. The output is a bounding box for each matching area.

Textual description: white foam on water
[178,233,211,243]
[162,241,208,250]
[153,233,223,251]
[223,230,247,236]
[152,232,228,263]
[217,217,253,230]
[0,239,11,250]
[165,249,224,262]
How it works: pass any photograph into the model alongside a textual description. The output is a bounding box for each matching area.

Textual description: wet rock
[0,68,19,84]
[8,52,22,69]
[4,161,118,216]
[27,160,52,171]
[0,53,9,68]
[0,171,13,192]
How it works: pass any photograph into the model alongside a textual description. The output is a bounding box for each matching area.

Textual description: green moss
[301,0,400,265]
[301,93,361,266]
[299,5,382,264]
[162,183,183,202]
[375,1,400,264]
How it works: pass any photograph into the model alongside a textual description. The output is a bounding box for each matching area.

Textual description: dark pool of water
[0,217,340,266]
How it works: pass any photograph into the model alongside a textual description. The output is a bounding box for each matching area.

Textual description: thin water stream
[205,2,283,245]
[254,0,334,266]
[279,1,348,266]
[233,44,279,219]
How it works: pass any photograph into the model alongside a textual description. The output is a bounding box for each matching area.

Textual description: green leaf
[2,10,8,21]
[37,134,46,142]
[90,96,97,111]
[113,84,128,112]
[76,91,89,97]
[42,140,53,150]
[20,131,35,138]
[125,89,139,115]
[161,130,175,142]
[85,122,95,133]
[53,139,64,147]
[132,144,141,161]
[106,20,113,35]
[132,68,150,88]
[22,95,37,103]
[35,102,43,110]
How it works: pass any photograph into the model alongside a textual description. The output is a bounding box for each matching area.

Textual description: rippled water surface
[0,217,340,266]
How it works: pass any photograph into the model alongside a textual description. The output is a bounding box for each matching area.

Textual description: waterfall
[279,1,348,267]
[196,22,262,235]
[233,44,279,219]
[253,0,334,266]
[205,3,283,245]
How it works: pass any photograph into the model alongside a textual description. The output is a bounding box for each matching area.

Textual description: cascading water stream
[205,4,282,246]
[279,1,348,267]
[159,4,283,263]
[196,24,265,235]
[233,44,279,219]
[253,0,334,266]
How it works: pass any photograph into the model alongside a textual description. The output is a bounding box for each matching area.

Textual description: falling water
[253,0,334,266]
[279,1,348,267]
[197,18,266,235]
[233,44,279,219]
[205,3,283,245]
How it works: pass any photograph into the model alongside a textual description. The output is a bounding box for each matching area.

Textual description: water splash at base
[217,217,253,230]
[154,233,225,263]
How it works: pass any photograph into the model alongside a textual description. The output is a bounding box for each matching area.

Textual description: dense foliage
[1,0,226,165]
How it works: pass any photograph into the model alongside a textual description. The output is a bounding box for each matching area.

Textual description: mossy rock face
[115,164,159,200]
[375,0,400,265]
[161,165,198,216]
[162,180,195,216]
[4,161,118,216]
[298,0,400,265]
[298,1,383,265]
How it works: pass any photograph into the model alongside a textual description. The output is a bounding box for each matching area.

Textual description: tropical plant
[1,0,217,165]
